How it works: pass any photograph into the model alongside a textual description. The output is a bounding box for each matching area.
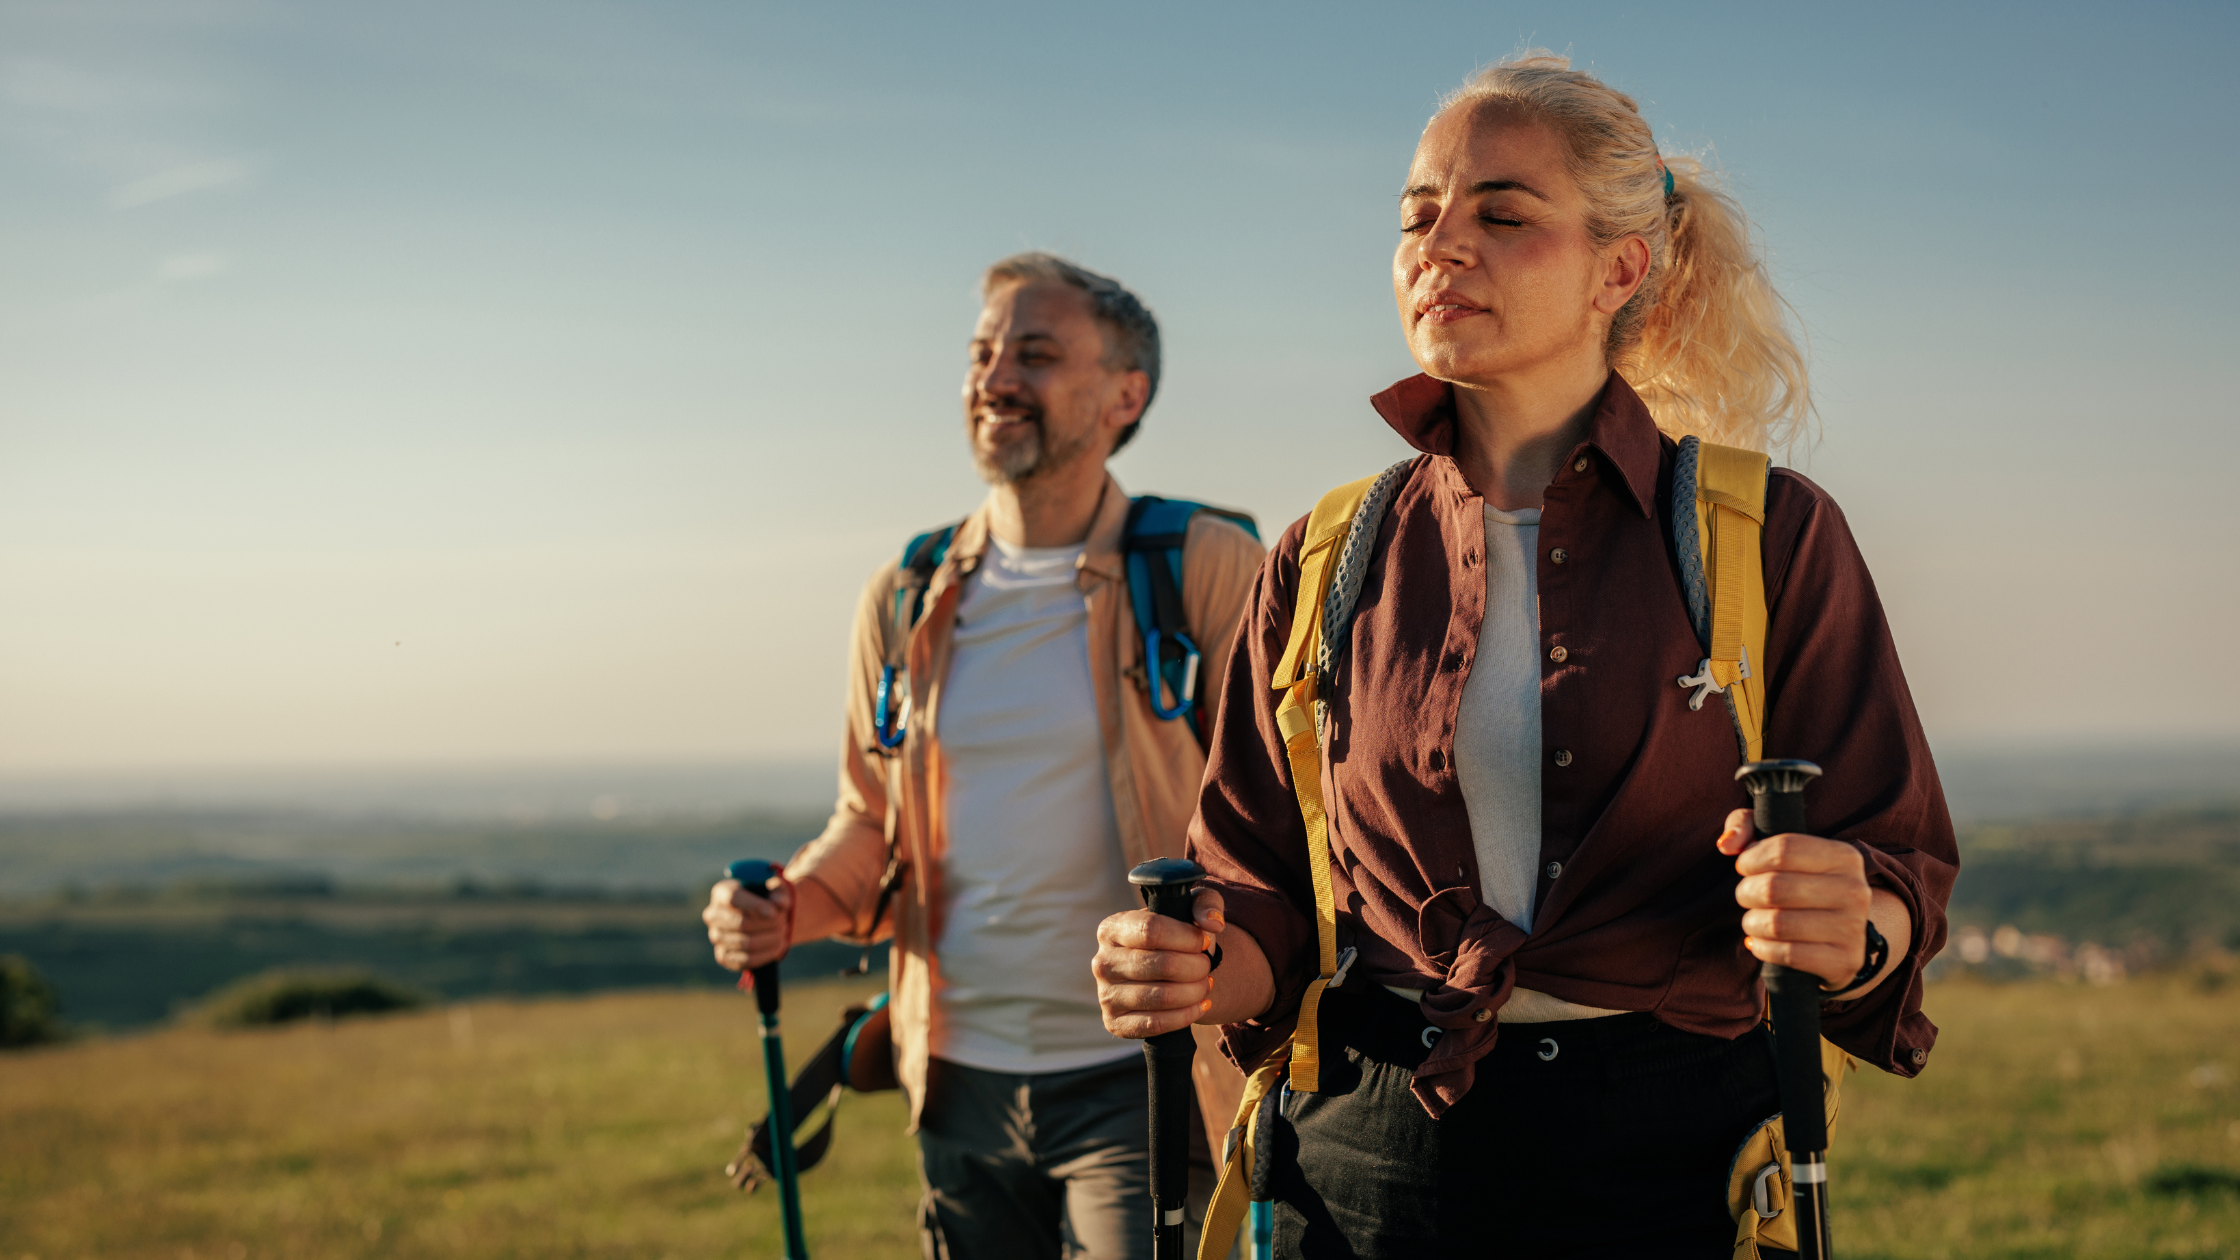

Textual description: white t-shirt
[1449,503,1621,1024]
[930,537,1142,1073]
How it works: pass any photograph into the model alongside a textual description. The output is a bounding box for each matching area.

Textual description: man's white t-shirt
[931,536,1142,1074]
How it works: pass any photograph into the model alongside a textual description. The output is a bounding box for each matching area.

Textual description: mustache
[971,391,1044,424]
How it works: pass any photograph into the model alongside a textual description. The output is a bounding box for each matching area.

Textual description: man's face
[962,281,1138,485]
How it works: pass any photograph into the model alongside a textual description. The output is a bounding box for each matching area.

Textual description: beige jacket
[787,474,1266,1131]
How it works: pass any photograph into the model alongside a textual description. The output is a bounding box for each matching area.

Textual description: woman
[1093,54,1956,1257]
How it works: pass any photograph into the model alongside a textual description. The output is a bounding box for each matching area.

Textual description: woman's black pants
[1267,985,1781,1259]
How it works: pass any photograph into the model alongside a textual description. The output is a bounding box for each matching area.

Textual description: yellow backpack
[1196,440,1850,1260]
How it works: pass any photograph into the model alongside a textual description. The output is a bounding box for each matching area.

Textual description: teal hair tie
[1662,163,1675,198]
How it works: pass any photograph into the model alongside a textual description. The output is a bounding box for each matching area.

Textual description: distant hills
[0,743,2232,1028]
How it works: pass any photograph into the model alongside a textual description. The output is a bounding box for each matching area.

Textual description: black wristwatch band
[1823,919,1889,997]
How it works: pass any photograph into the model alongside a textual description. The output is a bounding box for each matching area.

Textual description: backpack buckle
[1326,945,1358,990]
[1676,646,1751,711]
[1677,659,1723,710]
[1750,1161,1785,1221]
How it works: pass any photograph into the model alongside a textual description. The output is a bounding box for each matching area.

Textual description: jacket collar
[1368,371,1664,518]
[947,471,1130,583]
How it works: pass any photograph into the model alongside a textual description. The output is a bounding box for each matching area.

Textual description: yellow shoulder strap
[1270,473,1380,690]
[1693,442,1772,763]
[1197,475,1381,1258]
[1268,473,1379,1095]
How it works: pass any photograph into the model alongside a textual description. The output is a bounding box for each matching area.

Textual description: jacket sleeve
[1760,469,1959,1076]
[1185,515,1323,1071]
[1181,513,1269,740]
[785,562,903,945]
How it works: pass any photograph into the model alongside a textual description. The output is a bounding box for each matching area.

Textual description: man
[704,253,1264,1259]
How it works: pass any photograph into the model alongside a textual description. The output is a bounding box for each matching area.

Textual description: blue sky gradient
[3,0,2235,769]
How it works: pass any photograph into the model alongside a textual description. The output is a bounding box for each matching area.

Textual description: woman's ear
[1596,235,1652,316]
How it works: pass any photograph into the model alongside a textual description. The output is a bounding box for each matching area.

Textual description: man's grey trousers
[917,1055,1217,1260]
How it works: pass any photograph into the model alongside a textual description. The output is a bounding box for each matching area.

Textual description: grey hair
[981,252,1161,452]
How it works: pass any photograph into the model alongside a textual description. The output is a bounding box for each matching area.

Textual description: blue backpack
[872,496,1258,752]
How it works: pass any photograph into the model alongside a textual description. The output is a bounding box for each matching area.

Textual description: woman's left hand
[1717,810,1877,992]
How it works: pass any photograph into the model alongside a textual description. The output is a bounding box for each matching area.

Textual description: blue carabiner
[874,664,909,749]
[1142,628,1201,721]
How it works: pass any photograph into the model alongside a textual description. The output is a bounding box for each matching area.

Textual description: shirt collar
[949,471,1130,582]
[1368,371,1664,518]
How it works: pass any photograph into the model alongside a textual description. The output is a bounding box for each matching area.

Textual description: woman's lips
[1417,300,1486,326]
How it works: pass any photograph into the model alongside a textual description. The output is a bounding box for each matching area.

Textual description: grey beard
[972,418,1091,487]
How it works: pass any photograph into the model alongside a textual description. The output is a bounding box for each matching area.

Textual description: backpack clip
[1677,645,1751,712]
[1142,628,1202,720]
[873,666,910,749]
[1327,945,1358,990]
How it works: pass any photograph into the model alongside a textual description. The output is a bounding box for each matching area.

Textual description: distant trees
[187,967,429,1028]
[1,954,64,1047]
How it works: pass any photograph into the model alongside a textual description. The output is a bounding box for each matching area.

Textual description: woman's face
[1393,104,1640,388]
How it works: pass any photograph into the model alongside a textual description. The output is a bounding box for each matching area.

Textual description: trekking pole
[726,859,810,1260]
[1734,760,1832,1260]
[1129,857,1205,1260]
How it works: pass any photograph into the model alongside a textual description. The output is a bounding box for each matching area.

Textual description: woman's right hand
[1094,887,1219,1038]
[1095,885,1275,1037]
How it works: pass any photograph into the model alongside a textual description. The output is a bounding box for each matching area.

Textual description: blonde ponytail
[1440,54,1813,453]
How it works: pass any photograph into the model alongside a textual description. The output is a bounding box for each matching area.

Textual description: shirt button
[1573,458,1589,473]
[1553,748,1573,767]
[1473,1008,1492,1023]
[1550,548,1569,565]
[1545,861,1563,879]
[1911,1048,1928,1066]
[1548,645,1567,663]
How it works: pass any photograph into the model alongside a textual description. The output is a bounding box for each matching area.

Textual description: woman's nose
[1415,210,1475,274]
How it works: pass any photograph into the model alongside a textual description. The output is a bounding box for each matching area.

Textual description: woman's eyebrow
[1399,178,1550,202]
[1468,178,1550,201]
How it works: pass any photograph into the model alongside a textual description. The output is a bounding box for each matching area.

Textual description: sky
[2,0,2236,776]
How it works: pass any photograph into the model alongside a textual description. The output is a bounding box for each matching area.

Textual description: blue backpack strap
[890,524,958,642]
[874,522,959,750]
[1122,497,1259,732]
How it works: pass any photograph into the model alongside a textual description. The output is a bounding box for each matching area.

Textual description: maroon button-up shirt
[1189,372,1957,1117]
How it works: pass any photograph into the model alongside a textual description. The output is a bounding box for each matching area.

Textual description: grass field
[5,976,2239,1260]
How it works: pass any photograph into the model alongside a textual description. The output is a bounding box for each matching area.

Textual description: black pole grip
[727,859,784,1017]
[1733,761,1828,1156]
[1736,760,1835,1260]
[1129,857,1206,1260]
[1738,753,1827,1147]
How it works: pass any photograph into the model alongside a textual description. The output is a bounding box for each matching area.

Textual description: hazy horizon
[3,737,2236,827]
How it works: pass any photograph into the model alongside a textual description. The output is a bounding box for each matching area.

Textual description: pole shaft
[761,1006,810,1259]
[1792,1156,1832,1258]
[1145,1029,1193,1258]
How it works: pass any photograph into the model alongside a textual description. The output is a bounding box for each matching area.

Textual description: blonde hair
[1439,53,1812,453]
